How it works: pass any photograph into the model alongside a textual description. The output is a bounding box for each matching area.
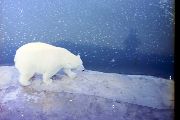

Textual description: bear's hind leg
[19,72,34,86]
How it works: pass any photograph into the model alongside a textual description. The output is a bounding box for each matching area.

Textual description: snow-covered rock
[0,66,174,109]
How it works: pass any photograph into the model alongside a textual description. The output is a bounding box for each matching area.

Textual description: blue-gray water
[0,0,174,79]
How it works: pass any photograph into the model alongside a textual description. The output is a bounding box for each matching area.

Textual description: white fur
[14,42,84,86]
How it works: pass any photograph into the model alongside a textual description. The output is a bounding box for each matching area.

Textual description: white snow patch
[0,66,18,88]
[2,88,20,103]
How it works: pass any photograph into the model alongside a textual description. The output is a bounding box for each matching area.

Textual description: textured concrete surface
[0,66,174,120]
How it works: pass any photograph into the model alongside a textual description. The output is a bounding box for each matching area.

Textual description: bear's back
[14,42,77,69]
[17,42,56,53]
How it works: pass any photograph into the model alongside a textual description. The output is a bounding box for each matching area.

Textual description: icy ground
[0,66,174,120]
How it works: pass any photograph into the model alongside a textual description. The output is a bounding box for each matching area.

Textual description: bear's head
[66,54,84,71]
[74,55,85,71]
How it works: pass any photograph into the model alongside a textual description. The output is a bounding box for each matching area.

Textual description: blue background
[0,0,174,79]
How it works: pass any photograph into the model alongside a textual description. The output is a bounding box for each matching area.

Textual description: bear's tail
[14,50,20,65]
[14,52,18,63]
[14,48,20,63]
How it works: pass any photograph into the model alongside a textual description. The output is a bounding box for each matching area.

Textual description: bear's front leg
[64,69,77,79]
[43,73,53,85]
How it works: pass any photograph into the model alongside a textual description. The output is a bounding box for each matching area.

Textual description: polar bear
[14,42,84,86]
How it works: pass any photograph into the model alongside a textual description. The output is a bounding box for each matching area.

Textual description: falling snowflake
[110,58,115,63]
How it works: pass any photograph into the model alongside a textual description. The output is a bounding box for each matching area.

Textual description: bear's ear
[77,54,80,58]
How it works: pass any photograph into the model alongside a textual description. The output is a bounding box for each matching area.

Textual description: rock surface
[0,66,174,120]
